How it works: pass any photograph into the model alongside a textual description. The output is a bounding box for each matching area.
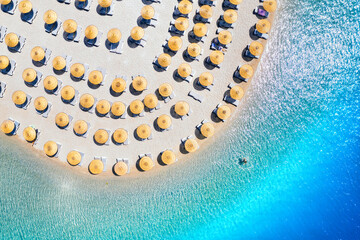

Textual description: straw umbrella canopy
[139,156,154,171]
[210,50,224,65]
[174,17,189,31]
[98,0,112,8]
[114,161,128,176]
[157,114,172,130]
[229,0,242,5]
[130,26,144,41]
[80,93,95,109]
[263,0,277,12]
[217,105,231,120]
[111,101,126,117]
[184,138,198,153]
[43,10,57,24]
[249,41,264,56]
[174,101,190,116]
[239,64,254,79]
[112,128,128,144]
[187,43,201,57]
[61,85,75,101]
[88,70,103,85]
[94,129,109,145]
[256,19,271,33]
[0,0,12,5]
[157,53,171,67]
[1,120,15,134]
[73,120,88,135]
[85,25,98,40]
[0,55,9,69]
[136,124,151,139]
[199,72,214,87]
[193,23,207,37]
[107,28,121,43]
[55,112,69,128]
[18,0,32,13]
[129,99,144,115]
[177,63,191,78]
[70,63,85,78]
[34,96,48,112]
[158,83,173,98]
[200,122,215,138]
[43,76,58,91]
[168,36,182,51]
[141,5,154,19]
[111,77,126,93]
[52,56,66,70]
[223,9,238,24]
[144,94,158,109]
[199,5,212,19]
[230,85,244,100]
[132,76,147,92]
[178,0,192,14]
[218,30,232,45]
[23,126,36,142]
[31,46,45,62]
[22,68,37,83]
[161,150,176,165]
[5,33,19,48]
[89,159,104,175]
[67,151,82,166]
[96,100,111,115]
[63,19,77,33]
[12,90,27,105]
[44,141,58,157]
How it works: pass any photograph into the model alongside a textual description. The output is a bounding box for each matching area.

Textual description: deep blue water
[1,0,360,239]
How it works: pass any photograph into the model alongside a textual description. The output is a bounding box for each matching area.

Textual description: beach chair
[62,55,72,72]
[51,20,62,36]
[8,117,20,135]
[179,108,192,120]
[1,0,18,14]
[42,102,52,118]
[32,128,41,145]
[85,31,103,47]
[244,45,259,59]
[116,158,130,173]
[188,91,204,103]
[57,0,71,4]
[75,151,85,166]
[0,82,6,98]
[96,156,107,171]
[253,29,269,40]
[233,66,248,81]
[139,153,153,159]
[21,8,38,24]
[195,10,212,24]
[96,67,106,86]
[196,119,208,131]
[97,1,114,16]
[223,95,239,107]
[168,22,184,36]
[173,5,189,18]
[254,6,269,18]
[109,40,124,54]
[53,143,62,158]
[35,47,52,65]
[181,135,195,145]
[0,26,7,42]
[1,59,16,76]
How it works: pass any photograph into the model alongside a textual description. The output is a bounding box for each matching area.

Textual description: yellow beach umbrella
[73,120,88,135]
[200,122,215,138]
[132,76,147,92]
[94,129,109,145]
[161,150,176,165]
[139,156,153,171]
[175,101,190,116]
[18,0,32,13]
[229,0,242,5]
[129,99,144,115]
[144,94,158,109]
[187,43,201,57]
[80,93,95,109]
[107,28,121,43]
[157,114,171,130]
[23,126,36,142]
[239,64,254,79]
[22,68,37,83]
[158,53,171,68]
[31,46,45,62]
[44,141,58,157]
[199,72,214,86]
[89,159,104,175]
[55,112,69,128]
[168,36,182,51]
[184,138,198,153]
[61,85,75,101]
[158,83,173,97]
[43,10,57,24]
[199,5,212,19]
[249,41,264,56]
[96,100,110,115]
[178,0,192,14]
[0,0,12,5]
[193,23,207,37]
[210,50,224,65]
[178,63,191,78]
[88,70,103,85]
[130,26,144,41]
[224,9,238,24]
[141,5,154,20]
[34,96,48,112]
[230,85,244,100]
[43,76,58,91]
[1,120,15,134]
[5,33,19,48]
[67,151,82,166]
[0,55,9,69]
[52,56,66,71]
[174,17,189,31]
[111,77,126,93]
[218,30,232,45]
[98,0,112,8]
[136,124,151,139]
[112,128,128,144]
[111,101,126,117]
[114,161,128,176]
[263,0,277,12]
[63,19,77,34]
[217,105,231,120]
[85,25,98,40]
[12,90,27,105]
[256,19,271,34]
[70,63,85,78]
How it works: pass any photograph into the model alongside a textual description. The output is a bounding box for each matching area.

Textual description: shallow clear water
[1,0,360,239]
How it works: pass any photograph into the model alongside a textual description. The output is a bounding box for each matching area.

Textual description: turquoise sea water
[1,0,360,239]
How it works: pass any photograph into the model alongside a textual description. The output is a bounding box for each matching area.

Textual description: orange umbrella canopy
[187,43,201,57]
[43,75,58,91]
[199,72,214,87]
[130,26,145,41]
[98,0,112,8]
[184,138,198,153]
[22,68,37,83]
[43,10,57,25]
[230,85,244,100]
[199,5,212,19]
[52,56,66,71]
[111,77,126,93]
[23,126,37,142]
[88,70,103,85]
[73,120,88,135]
[157,114,172,130]
[178,0,192,15]
[107,28,121,43]
[129,99,144,115]
[0,0,12,5]
[1,120,15,134]
[12,90,27,105]
[132,76,147,92]
[249,41,264,56]
[94,129,109,145]
[80,93,95,109]
[167,36,182,51]
[136,124,151,139]
[5,33,19,48]
[63,19,77,33]
[174,101,190,116]
[263,0,277,12]
[177,63,192,78]
[85,25,98,39]
[143,94,158,109]
[141,5,155,19]
[112,128,128,144]
[70,63,85,78]
[239,64,254,79]
[31,46,45,62]
[217,105,231,120]
[223,9,238,24]
[200,122,215,138]
[174,17,189,31]
[18,0,32,13]
[139,156,154,171]
[218,30,232,45]
[34,96,48,112]
[61,85,75,101]
[43,141,58,157]
[113,161,128,176]
[111,101,126,117]
[0,55,10,69]
[161,150,176,165]
[256,19,271,34]
[67,150,82,166]
[89,159,104,175]
[193,23,207,37]
[96,99,111,115]
[55,112,70,128]
[209,50,224,65]
[158,83,173,97]
[157,53,171,67]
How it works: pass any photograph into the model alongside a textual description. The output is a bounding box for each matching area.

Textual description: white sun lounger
[51,20,62,36]
[139,153,153,159]
[0,26,7,42]
[0,82,6,98]
[22,8,38,24]
[61,55,72,72]
[188,91,204,103]
[94,157,107,171]
[109,40,124,54]
[196,119,209,130]
[96,67,106,86]
[84,0,93,11]
[8,117,20,135]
